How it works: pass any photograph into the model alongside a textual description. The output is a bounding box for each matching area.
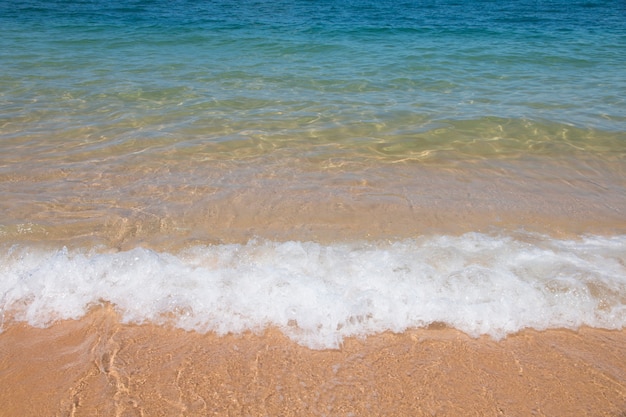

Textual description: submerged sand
[0,306,624,417]
[2,156,625,250]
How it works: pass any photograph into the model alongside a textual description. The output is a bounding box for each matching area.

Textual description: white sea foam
[1,232,625,348]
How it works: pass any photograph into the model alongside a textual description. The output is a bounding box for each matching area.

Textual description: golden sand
[1,306,624,417]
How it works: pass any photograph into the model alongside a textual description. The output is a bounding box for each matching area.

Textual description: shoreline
[1,306,625,416]
[2,2,625,416]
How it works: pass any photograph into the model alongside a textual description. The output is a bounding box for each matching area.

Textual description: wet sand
[1,306,625,417]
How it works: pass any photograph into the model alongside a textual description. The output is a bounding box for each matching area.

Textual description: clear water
[1,0,625,346]
[2,0,625,156]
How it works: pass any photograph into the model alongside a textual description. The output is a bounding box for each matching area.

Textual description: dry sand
[1,305,625,417]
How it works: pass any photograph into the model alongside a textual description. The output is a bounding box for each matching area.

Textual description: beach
[1,162,625,415]
[1,0,625,415]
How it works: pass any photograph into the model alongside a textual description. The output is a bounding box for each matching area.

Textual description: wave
[2,232,624,349]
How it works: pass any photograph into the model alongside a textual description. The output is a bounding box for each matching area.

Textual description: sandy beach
[2,1,625,415]
[1,160,625,417]
[1,305,625,417]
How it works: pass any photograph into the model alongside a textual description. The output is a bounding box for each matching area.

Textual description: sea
[1,0,625,349]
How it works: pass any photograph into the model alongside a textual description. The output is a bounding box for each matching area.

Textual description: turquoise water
[2,0,625,158]
[1,0,625,343]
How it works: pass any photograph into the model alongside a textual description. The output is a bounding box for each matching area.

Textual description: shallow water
[1,0,625,345]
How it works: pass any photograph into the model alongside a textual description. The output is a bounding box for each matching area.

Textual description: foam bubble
[1,233,625,348]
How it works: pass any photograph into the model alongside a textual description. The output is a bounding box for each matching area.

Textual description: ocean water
[1,0,625,348]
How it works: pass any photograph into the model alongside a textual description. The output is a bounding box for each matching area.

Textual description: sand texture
[1,306,625,417]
